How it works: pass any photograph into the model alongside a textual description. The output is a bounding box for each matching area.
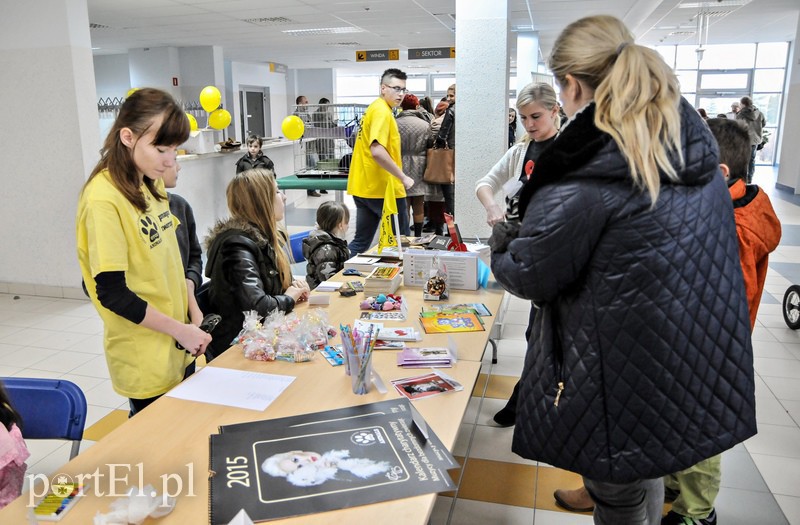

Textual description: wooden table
[0,282,505,524]
[312,275,506,362]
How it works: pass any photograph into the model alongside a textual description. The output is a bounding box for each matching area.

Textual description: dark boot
[493,381,520,427]
[413,223,423,237]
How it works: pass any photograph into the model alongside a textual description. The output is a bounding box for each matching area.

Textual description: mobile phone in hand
[199,313,221,333]
[176,314,222,350]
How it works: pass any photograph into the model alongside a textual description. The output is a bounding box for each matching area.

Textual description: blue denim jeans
[747,144,757,183]
[584,476,664,525]
[349,195,409,256]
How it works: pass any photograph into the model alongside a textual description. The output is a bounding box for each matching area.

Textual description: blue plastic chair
[289,230,312,263]
[2,377,87,460]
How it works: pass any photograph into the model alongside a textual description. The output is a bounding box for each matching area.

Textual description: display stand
[291,103,368,178]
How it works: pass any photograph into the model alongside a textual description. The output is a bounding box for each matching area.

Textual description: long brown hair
[84,88,190,212]
[548,15,683,204]
[226,169,291,289]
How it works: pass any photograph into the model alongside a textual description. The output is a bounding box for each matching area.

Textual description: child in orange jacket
[661,118,781,525]
[709,118,782,328]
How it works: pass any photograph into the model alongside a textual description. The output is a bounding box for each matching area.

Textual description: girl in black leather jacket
[204,169,309,360]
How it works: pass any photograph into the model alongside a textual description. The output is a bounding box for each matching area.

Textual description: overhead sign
[408,47,455,60]
[269,62,288,74]
[356,49,400,62]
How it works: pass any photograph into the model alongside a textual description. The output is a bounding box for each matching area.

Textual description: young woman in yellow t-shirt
[76,88,212,416]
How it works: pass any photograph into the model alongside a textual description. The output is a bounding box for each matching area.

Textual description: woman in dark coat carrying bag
[489,15,756,525]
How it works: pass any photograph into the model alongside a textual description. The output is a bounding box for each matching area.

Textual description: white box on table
[181,129,222,154]
[402,249,479,290]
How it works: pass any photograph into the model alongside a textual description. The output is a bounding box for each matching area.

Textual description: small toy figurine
[360,294,403,311]
[425,276,447,298]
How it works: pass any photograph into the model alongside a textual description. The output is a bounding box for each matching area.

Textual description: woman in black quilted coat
[490,16,756,525]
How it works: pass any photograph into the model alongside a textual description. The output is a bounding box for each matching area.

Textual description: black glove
[488,221,520,254]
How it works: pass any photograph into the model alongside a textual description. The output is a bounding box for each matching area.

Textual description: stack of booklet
[377,326,421,342]
[417,303,492,334]
[364,266,402,294]
[396,347,454,368]
[343,255,382,273]
[391,370,464,400]
[418,311,484,334]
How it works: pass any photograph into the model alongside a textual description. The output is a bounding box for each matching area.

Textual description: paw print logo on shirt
[139,215,161,246]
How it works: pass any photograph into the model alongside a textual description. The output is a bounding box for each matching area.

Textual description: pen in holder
[339,323,376,395]
[347,350,373,395]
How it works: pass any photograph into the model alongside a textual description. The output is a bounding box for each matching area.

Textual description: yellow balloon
[208,109,231,130]
[281,115,305,141]
[186,113,198,132]
[199,86,221,112]
[126,87,139,98]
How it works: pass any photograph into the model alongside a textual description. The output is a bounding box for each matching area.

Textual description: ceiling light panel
[282,27,364,35]
[678,0,751,8]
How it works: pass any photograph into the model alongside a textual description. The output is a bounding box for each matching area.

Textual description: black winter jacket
[235,152,275,175]
[204,218,294,360]
[492,99,756,483]
[302,229,349,289]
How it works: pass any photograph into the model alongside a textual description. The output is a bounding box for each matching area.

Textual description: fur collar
[204,217,269,251]
[518,102,611,219]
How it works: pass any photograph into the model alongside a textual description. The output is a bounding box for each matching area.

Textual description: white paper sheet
[315,280,344,292]
[165,366,295,411]
[308,294,331,305]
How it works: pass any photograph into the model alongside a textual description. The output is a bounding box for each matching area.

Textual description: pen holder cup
[347,353,373,395]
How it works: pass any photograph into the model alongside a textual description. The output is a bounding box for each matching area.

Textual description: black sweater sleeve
[94,271,147,323]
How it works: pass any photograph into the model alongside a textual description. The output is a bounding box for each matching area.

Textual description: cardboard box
[181,129,222,154]
[403,249,479,290]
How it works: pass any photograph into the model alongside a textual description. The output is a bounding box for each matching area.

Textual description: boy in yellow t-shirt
[346,68,414,256]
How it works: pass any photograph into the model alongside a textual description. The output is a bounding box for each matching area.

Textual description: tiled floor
[3,166,800,523]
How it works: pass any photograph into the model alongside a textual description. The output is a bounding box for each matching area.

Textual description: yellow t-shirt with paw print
[76,169,191,399]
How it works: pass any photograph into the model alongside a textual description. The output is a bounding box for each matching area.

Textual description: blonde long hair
[515,82,561,144]
[548,15,683,204]
[226,169,291,289]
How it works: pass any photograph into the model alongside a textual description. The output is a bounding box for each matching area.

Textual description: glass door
[695,69,751,117]
[695,69,772,165]
[238,86,271,140]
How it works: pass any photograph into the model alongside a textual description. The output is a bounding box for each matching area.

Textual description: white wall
[129,46,181,99]
[178,45,224,105]
[289,68,336,111]
[455,0,510,239]
[776,18,800,192]
[94,54,130,100]
[230,62,288,142]
[0,0,100,292]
